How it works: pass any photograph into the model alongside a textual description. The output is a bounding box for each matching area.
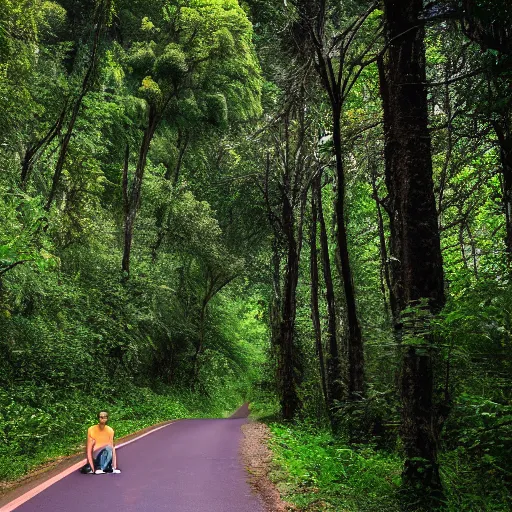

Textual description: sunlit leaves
[138,75,162,105]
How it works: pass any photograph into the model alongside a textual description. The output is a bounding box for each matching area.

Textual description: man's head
[98,411,109,424]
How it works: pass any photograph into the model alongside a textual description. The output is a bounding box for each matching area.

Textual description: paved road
[13,410,263,512]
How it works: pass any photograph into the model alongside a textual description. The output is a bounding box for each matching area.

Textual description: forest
[0,0,511,510]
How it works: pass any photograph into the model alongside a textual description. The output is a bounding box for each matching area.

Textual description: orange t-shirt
[88,425,114,448]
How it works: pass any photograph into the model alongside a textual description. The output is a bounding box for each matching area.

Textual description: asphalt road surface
[12,408,263,512]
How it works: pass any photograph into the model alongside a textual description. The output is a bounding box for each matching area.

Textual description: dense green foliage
[269,422,401,512]
[1,0,511,510]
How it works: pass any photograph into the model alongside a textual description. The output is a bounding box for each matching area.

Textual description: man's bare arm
[86,435,95,471]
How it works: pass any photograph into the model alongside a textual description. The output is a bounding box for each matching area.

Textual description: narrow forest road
[3,405,264,512]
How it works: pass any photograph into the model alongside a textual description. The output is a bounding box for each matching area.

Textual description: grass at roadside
[267,423,401,512]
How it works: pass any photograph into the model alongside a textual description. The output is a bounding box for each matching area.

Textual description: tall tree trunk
[191,297,207,389]
[380,0,447,508]
[191,271,236,388]
[370,166,398,323]
[264,107,310,421]
[310,185,328,407]
[458,220,470,271]
[314,175,344,427]
[437,63,454,228]
[332,111,365,399]
[122,107,158,277]
[279,191,301,420]
[165,129,190,183]
[299,0,375,406]
[466,222,479,278]
[270,236,282,358]
[492,118,512,266]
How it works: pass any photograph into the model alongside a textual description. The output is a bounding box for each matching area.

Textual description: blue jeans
[94,446,113,471]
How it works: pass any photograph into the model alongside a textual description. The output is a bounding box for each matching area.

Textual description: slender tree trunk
[152,130,190,261]
[21,103,68,188]
[165,129,190,184]
[191,298,207,388]
[370,167,397,323]
[310,185,328,407]
[459,220,470,271]
[332,110,365,399]
[264,108,309,421]
[314,176,344,426]
[122,107,159,277]
[279,191,301,420]
[380,0,446,508]
[437,64,454,228]
[270,236,282,355]
[191,271,235,388]
[466,223,479,278]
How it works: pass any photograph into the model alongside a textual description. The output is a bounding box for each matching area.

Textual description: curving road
[8,406,263,512]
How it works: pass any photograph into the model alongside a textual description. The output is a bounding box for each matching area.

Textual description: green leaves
[126,42,156,76]
[138,75,162,105]
[121,0,262,125]
[269,423,401,511]
[153,43,188,83]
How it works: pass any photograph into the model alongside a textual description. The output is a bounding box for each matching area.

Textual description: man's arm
[86,434,95,472]
[112,433,117,469]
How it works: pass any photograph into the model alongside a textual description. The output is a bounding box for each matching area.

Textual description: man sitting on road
[86,411,121,474]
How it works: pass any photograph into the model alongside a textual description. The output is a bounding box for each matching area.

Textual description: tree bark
[310,184,328,407]
[461,0,512,55]
[492,118,512,266]
[370,165,398,323]
[314,175,344,427]
[380,0,446,507]
[21,103,68,188]
[152,130,190,262]
[270,236,282,357]
[296,0,372,406]
[191,270,236,388]
[279,189,301,420]
[332,111,365,399]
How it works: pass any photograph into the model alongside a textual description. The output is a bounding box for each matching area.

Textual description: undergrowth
[267,422,401,512]
[266,420,512,511]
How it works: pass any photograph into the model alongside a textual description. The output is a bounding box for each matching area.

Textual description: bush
[268,422,401,512]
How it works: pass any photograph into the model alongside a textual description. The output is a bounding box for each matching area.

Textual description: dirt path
[240,422,295,512]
